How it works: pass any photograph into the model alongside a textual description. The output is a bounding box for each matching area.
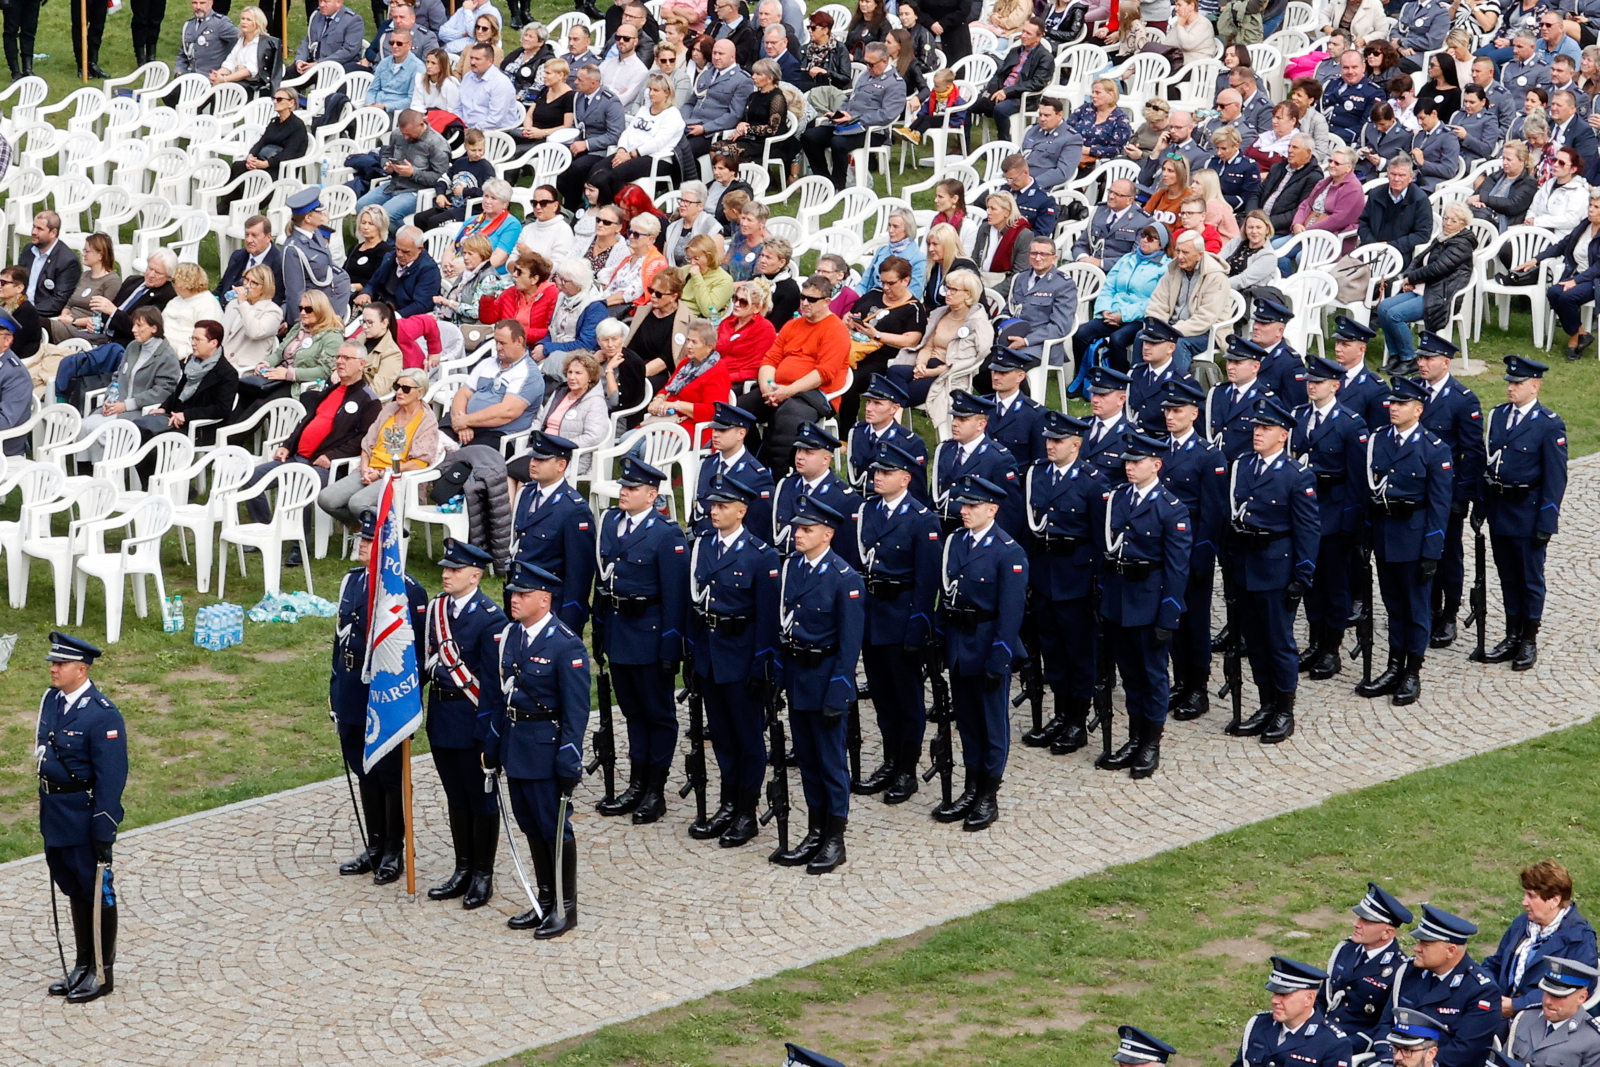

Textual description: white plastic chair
[214,396,305,457]
[1476,225,1554,343]
[1,462,63,608]
[19,477,120,624]
[1032,262,1106,401]
[1281,268,1338,358]
[1276,228,1342,273]
[73,495,174,643]
[48,419,142,487]
[405,466,472,559]
[218,462,319,596]
[152,445,255,593]
[588,423,693,518]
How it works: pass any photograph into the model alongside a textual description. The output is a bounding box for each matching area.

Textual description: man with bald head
[680,38,754,159]
[361,226,443,318]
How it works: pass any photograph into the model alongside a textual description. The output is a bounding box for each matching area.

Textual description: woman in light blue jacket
[1070,222,1170,371]
[859,208,928,297]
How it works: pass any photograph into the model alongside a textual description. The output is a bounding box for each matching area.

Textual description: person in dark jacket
[796,11,853,90]
[968,18,1053,131]
[1355,103,1412,179]
[17,210,82,318]
[130,320,241,484]
[358,226,443,318]
[1372,202,1478,373]
[87,252,178,347]
[219,89,310,213]
[1468,141,1539,229]
[0,266,44,362]
[1482,860,1600,1019]
[1357,154,1435,265]
[1249,136,1323,235]
[1521,190,1600,358]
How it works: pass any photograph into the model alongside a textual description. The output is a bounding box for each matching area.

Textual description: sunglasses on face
[649,288,672,297]
[299,305,315,312]
[617,32,636,40]
[799,294,826,303]
[626,230,647,238]
[393,383,417,393]
[597,218,619,226]
[533,197,557,206]
[733,296,751,306]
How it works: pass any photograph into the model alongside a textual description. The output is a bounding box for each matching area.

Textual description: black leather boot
[596,760,645,815]
[462,812,497,909]
[534,841,578,939]
[1167,658,1188,712]
[49,899,94,996]
[1261,691,1295,743]
[806,816,848,873]
[509,837,555,929]
[1391,653,1423,705]
[1482,618,1523,663]
[1211,624,1231,652]
[1309,631,1344,679]
[1171,678,1210,721]
[631,765,668,824]
[1226,690,1276,736]
[66,906,115,1003]
[1022,697,1067,746]
[719,789,759,847]
[771,808,823,865]
[1297,623,1323,672]
[339,780,384,874]
[1512,619,1540,671]
[1095,719,1141,769]
[427,806,473,900]
[20,54,33,78]
[1130,721,1163,778]
[88,44,108,78]
[689,787,736,840]
[963,775,1000,830]
[1430,598,1460,648]
[1355,647,1403,697]
[930,770,979,822]
[852,758,894,794]
[373,790,406,885]
[1048,697,1090,752]
[882,740,919,803]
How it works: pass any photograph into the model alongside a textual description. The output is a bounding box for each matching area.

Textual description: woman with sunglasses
[320,367,442,535]
[453,11,505,76]
[233,288,345,421]
[580,204,627,277]
[624,266,694,390]
[600,212,667,309]
[715,279,779,386]
[481,249,557,348]
[532,260,609,369]
[218,88,309,213]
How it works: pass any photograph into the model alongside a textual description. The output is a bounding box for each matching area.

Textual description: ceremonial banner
[361,472,423,773]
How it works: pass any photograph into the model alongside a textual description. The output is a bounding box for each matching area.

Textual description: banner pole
[402,736,416,898]
[80,0,90,80]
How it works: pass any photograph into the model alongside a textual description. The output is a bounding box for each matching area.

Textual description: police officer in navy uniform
[1095,432,1192,779]
[1159,379,1229,721]
[421,540,508,909]
[771,421,861,558]
[1355,377,1453,707]
[1373,906,1501,1067]
[931,390,1024,534]
[36,633,127,1004]
[483,561,591,939]
[934,475,1028,831]
[1505,959,1600,1067]
[1323,883,1417,1050]
[1128,319,1196,432]
[332,510,429,884]
[593,457,690,823]
[687,474,781,847]
[1414,334,1485,649]
[1252,298,1310,408]
[509,431,597,635]
[1020,411,1108,752]
[848,373,931,504]
[1292,356,1371,680]
[771,496,865,874]
[985,348,1049,467]
[848,442,942,802]
[1208,336,1278,464]
[1081,366,1137,482]
[692,402,775,542]
[1233,957,1355,1067]
[1386,1010,1453,1067]
[1116,1026,1179,1067]
[1481,355,1567,671]
[1223,398,1320,744]
[1332,315,1393,431]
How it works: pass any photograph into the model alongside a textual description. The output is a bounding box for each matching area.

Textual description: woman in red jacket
[479,251,557,345]
[646,318,732,445]
[714,278,779,384]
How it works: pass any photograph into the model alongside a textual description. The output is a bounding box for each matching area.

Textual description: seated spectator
[221,264,286,371]
[396,312,442,369]
[887,268,992,429]
[594,315,650,415]
[656,40,694,106]
[531,350,613,472]
[924,222,980,309]
[440,0,495,54]
[503,21,553,101]
[83,250,177,348]
[1364,39,1401,87]
[724,201,771,283]
[0,267,41,365]
[625,265,692,388]
[129,320,239,454]
[1223,210,1283,294]
[646,318,733,442]
[596,18,648,110]
[716,279,780,384]
[748,236,798,327]
[357,300,406,396]
[521,186,575,269]
[1548,90,1598,171]
[710,0,761,65]
[440,178,522,278]
[902,68,969,147]
[1162,0,1218,63]
[706,148,752,232]
[930,179,978,256]
[234,289,345,420]
[1508,89,1548,144]
[1410,99,1464,191]
[994,154,1060,238]
[74,307,180,446]
[1143,156,1193,228]
[1172,197,1224,255]
[212,5,275,96]
[19,211,81,320]
[1002,236,1079,365]
[1289,147,1367,253]
[1355,102,1412,181]
[1246,102,1304,174]
[735,273,851,472]
[1188,170,1241,246]
[1289,78,1331,164]
[579,203,627,277]
[435,234,510,331]
[322,365,442,535]
[478,250,555,349]
[350,110,452,231]
[1253,134,1325,236]
[369,27,425,112]
[346,206,395,296]
[1420,53,1461,122]
[1204,127,1262,216]
[1483,860,1600,1016]
[532,261,609,368]
[846,0,891,58]
[1387,74,1421,131]
[1372,201,1478,374]
[412,47,463,113]
[163,263,226,361]
[0,318,31,456]
[838,255,927,425]
[414,129,498,232]
[586,73,685,203]
[360,226,443,318]
[730,59,791,169]
[292,0,364,74]
[1125,100,1170,190]
[967,19,1051,131]
[796,11,851,92]
[665,182,721,266]
[457,43,526,132]
[44,232,119,345]
[446,319,544,450]
[1073,224,1169,372]
[1519,190,1600,358]
[1145,229,1231,373]
[1469,140,1539,228]
[215,215,285,312]
[972,191,1033,290]
[800,41,905,190]
[679,39,754,159]
[1451,85,1503,166]
[600,212,667,308]
[219,89,308,213]
[514,57,577,147]
[242,345,382,533]
[680,235,733,319]
[557,23,601,77]
[1356,154,1438,266]
[815,255,860,317]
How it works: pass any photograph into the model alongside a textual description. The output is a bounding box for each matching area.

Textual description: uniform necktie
[621,516,634,540]
[1309,410,1322,435]
[529,486,543,512]
[716,539,726,559]
[1508,408,1522,431]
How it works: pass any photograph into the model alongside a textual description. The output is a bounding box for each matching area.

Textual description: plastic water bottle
[319,158,331,186]
[194,605,211,649]
[232,605,244,645]
[107,379,120,405]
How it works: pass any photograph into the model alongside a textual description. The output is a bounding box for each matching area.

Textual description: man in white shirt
[457,42,524,130]
[598,25,648,109]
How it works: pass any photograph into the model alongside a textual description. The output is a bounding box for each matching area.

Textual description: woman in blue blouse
[1067,79,1134,171]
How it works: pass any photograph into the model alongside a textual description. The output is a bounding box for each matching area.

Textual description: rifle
[1464,511,1487,662]
[1090,607,1115,759]
[676,652,708,825]
[584,651,617,807]
[1011,640,1045,738]
[1217,564,1244,733]
[846,698,863,788]
[1347,544,1374,686]
[759,681,791,859]
[920,647,954,808]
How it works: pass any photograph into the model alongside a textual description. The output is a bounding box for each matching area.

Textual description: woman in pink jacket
[1288,147,1368,255]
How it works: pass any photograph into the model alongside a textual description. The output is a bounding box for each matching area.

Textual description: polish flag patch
[571,658,585,668]
[1305,487,1316,495]
[928,531,939,540]
[1477,1001,1492,1011]
[1176,523,1187,530]
[579,523,590,530]
[769,569,779,577]
[674,545,685,552]
[1012,564,1024,572]
[1558,437,1567,446]
[848,589,860,597]
[106,730,119,739]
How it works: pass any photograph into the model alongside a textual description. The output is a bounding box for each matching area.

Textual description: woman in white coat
[221,264,286,371]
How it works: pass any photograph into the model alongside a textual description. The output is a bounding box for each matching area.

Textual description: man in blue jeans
[348,110,452,234]
[1372,200,1476,376]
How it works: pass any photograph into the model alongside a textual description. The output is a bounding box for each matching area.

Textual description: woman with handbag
[1468,140,1538,229]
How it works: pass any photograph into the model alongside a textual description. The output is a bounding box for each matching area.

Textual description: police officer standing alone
[1233,957,1355,1067]
[771,422,860,558]
[772,496,864,874]
[848,442,941,802]
[1159,380,1228,721]
[1355,377,1452,706]
[1481,356,1567,671]
[686,475,780,847]
[483,562,590,939]
[509,432,597,634]
[1505,959,1600,1067]
[422,540,507,909]
[36,633,127,1004]
[593,458,690,823]
[1095,432,1191,779]
[934,476,1027,830]
[1324,883,1415,1052]
[1414,335,1485,650]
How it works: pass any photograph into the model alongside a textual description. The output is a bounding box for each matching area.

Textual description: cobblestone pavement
[2,459,1594,1067]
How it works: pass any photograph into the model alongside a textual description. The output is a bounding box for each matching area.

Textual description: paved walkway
[2,459,1595,1067]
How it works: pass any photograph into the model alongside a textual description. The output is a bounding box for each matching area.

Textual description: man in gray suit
[1506,958,1600,1067]
[681,39,754,159]
[1003,237,1080,364]
[556,64,626,208]
[175,0,239,76]
[293,0,366,74]
[801,41,904,189]
[1020,98,1084,192]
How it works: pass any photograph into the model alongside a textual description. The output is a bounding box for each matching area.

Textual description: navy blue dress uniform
[846,443,941,804]
[1233,957,1355,1067]
[1158,380,1230,721]
[1117,1026,1179,1066]
[1484,905,1600,1017]
[421,540,507,909]
[772,496,865,875]
[1323,884,1417,1050]
[1254,299,1310,408]
[593,458,691,824]
[1415,335,1486,649]
[848,374,931,504]
[1505,960,1600,1067]
[1482,356,1568,671]
[1324,76,1387,142]
[770,421,861,557]
[934,476,1028,831]
[1095,432,1192,779]
[1291,357,1372,680]
[36,633,126,1004]
[985,348,1050,467]
[1387,1010,1453,1057]
[1128,320,1197,431]
[931,391,1024,534]
[482,562,591,939]
[509,432,597,635]
[1374,906,1502,1067]
[1356,377,1453,706]
[1021,412,1110,754]
[331,513,429,884]
[1222,398,1320,743]
[1081,367,1137,482]
[1208,337,1278,463]
[1334,317,1394,430]
[686,475,782,848]
[692,403,775,541]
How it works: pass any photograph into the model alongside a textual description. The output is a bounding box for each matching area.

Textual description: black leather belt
[1485,480,1534,500]
[1104,555,1155,579]
[1043,535,1086,556]
[942,605,998,631]
[598,591,653,617]
[1315,471,1346,491]
[864,576,911,600]
[432,685,469,702]
[780,637,838,667]
[40,778,92,795]
[1230,524,1291,549]
[506,703,559,723]
[695,609,751,635]
[1371,498,1421,517]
